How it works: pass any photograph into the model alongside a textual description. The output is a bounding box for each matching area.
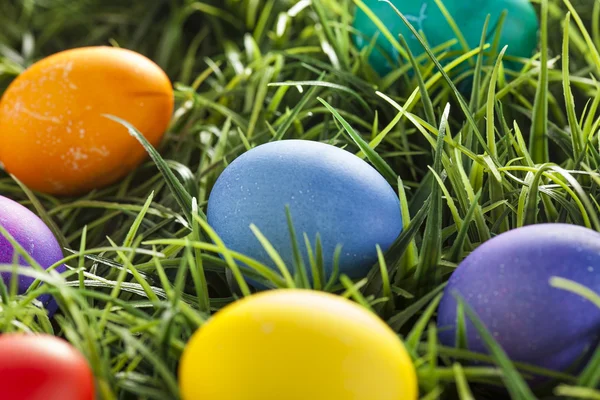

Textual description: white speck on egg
[19,105,61,124]
[261,322,275,334]
[70,147,88,161]
[90,146,110,157]
[47,180,66,191]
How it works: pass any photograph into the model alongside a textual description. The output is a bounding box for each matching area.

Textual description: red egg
[0,334,96,400]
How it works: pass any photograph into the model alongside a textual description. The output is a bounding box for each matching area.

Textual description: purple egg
[0,195,65,316]
[437,223,600,374]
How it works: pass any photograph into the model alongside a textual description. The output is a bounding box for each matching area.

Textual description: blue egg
[437,223,600,374]
[206,140,403,286]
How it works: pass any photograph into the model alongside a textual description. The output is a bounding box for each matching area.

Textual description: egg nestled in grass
[0,46,174,196]
[0,334,95,400]
[178,289,418,400]
[0,195,65,316]
[353,0,539,78]
[437,223,600,375]
[206,139,403,287]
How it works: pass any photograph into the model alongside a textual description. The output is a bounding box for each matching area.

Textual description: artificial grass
[1,0,600,399]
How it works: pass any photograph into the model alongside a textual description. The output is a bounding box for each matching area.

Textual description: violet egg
[0,195,65,316]
[206,140,403,287]
[437,223,600,374]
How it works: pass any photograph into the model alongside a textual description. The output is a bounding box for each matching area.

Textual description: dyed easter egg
[0,195,65,316]
[0,334,96,400]
[179,289,417,400]
[353,0,539,76]
[206,140,402,286]
[437,223,600,373]
[0,46,174,196]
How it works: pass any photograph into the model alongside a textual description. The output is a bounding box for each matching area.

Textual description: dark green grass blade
[103,115,194,225]
[449,190,482,262]
[318,98,398,183]
[529,0,550,163]
[415,104,449,287]
[550,277,600,388]
[453,292,537,400]
[387,283,446,331]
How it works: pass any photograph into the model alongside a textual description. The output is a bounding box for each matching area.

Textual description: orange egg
[0,46,174,195]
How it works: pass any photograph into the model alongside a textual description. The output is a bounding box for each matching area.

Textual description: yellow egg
[178,289,418,400]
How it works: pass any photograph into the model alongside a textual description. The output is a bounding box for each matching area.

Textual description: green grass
[1,0,600,399]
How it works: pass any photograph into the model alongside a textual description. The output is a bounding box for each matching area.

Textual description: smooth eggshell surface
[0,334,96,400]
[353,0,539,76]
[0,46,174,195]
[437,223,600,373]
[179,289,417,400]
[206,140,403,285]
[0,195,65,316]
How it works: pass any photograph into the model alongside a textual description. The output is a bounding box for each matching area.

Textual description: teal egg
[353,0,539,77]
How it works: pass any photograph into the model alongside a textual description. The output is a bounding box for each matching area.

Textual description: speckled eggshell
[437,223,600,373]
[353,0,539,76]
[0,195,65,316]
[0,46,174,196]
[206,140,403,286]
